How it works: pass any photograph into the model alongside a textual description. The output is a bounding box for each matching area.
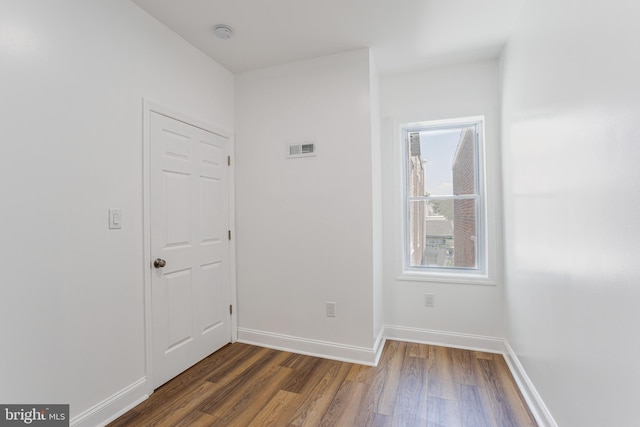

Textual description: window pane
[451,198,477,268]
[408,199,477,268]
[408,127,477,196]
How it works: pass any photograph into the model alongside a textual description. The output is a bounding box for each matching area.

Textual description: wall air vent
[286,141,317,158]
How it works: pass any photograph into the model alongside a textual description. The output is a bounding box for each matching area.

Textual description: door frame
[141,99,237,394]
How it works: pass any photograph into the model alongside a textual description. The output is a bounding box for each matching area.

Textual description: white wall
[370,54,384,346]
[0,0,233,424]
[501,0,640,425]
[235,49,381,362]
[380,60,504,346]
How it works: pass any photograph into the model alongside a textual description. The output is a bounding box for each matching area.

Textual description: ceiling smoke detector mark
[213,24,233,40]
[286,141,317,158]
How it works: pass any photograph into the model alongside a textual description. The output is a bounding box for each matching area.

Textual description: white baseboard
[384,325,506,353]
[503,341,558,427]
[237,328,379,366]
[373,327,386,365]
[70,377,148,427]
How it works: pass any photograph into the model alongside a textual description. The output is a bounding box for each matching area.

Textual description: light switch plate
[326,302,336,317]
[109,209,122,229]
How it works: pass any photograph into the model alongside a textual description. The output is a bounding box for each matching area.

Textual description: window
[402,117,486,277]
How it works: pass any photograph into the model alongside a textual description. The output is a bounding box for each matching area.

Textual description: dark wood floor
[109,340,537,426]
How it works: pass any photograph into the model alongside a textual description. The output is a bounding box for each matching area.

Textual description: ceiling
[132,0,524,75]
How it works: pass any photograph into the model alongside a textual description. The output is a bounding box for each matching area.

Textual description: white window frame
[398,116,494,285]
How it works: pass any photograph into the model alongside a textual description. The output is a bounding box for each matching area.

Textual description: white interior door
[150,111,230,388]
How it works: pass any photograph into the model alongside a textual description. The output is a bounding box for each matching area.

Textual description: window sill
[397,271,496,286]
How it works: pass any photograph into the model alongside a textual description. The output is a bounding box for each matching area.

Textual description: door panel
[164,171,191,245]
[166,270,194,350]
[150,111,230,388]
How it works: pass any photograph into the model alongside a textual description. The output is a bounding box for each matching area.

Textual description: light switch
[109,209,122,229]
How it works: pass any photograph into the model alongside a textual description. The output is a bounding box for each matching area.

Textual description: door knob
[154,258,167,268]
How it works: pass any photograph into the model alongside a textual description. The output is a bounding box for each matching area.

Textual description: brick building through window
[452,129,477,268]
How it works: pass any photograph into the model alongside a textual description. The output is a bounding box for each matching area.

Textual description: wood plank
[201,351,293,421]
[197,348,286,415]
[106,410,143,427]
[122,343,247,419]
[428,344,437,359]
[288,359,352,426]
[474,350,495,360]
[318,380,367,427]
[108,342,536,427]
[206,344,271,385]
[476,357,537,427]
[492,356,538,427]
[280,352,320,370]
[451,348,478,386]
[406,341,429,358]
[143,381,221,426]
[355,411,393,427]
[172,410,219,426]
[211,365,294,426]
[281,356,323,393]
[426,396,461,427]
[247,389,300,427]
[459,384,495,427]
[345,362,377,385]
[392,351,428,426]
[427,346,458,400]
[227,365,295,424]
[361,340,406,415]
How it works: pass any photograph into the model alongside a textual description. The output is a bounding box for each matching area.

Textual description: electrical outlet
[326,302,336,317]
[425,293,434,308]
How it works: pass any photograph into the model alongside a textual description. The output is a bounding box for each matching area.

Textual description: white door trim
[141,99,236,395]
